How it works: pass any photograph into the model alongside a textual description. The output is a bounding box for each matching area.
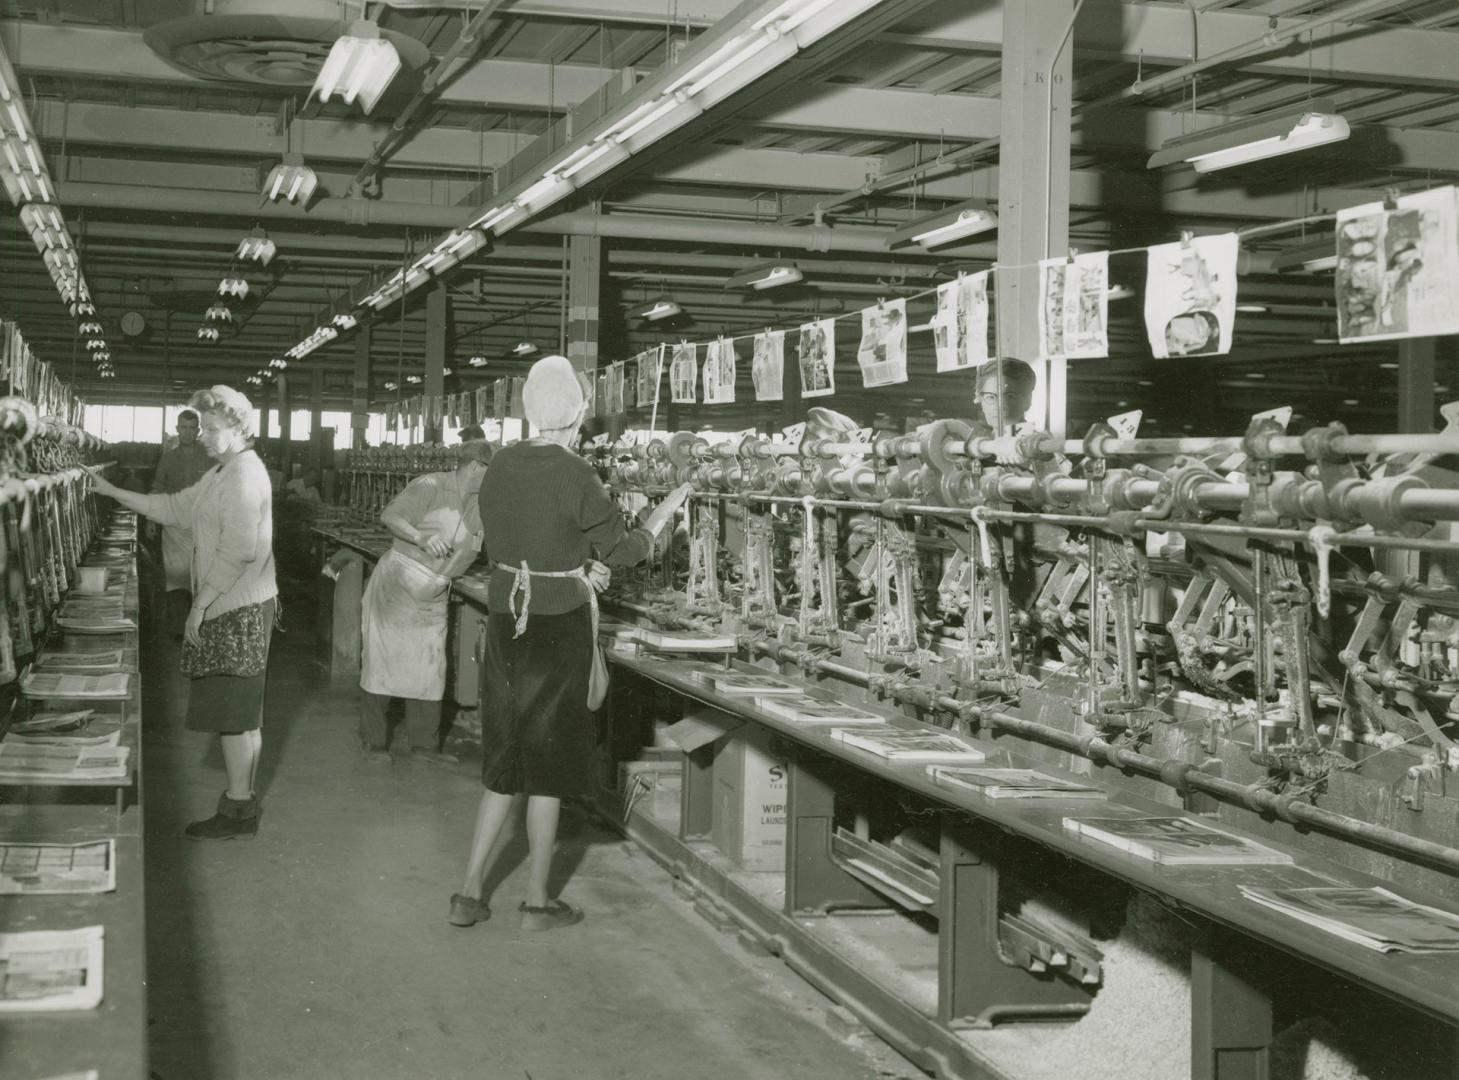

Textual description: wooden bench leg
[1192,942,1271,1080]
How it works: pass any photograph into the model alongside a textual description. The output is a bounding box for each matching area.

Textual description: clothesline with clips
[606,186,1422,354]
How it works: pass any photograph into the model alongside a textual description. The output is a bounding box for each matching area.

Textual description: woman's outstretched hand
[84,465,117,498]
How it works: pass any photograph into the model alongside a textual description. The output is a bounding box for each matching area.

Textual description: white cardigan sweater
[144,449,277,618]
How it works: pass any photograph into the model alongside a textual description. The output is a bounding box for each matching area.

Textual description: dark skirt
[479,605,594,798]
[186,598,275,734]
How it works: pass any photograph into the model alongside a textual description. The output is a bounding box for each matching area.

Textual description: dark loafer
[518,898,584,931]
[448,893,491,927]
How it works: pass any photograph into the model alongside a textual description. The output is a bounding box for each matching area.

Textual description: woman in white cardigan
[91,385,278,840]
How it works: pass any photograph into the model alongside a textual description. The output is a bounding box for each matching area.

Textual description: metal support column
[425,283,448,443]
[565,233,602,378]
[309,365,324,473]
[1398,338,1436,434]
[278,374,293,474]
[996,0,1074,440]
[351,324,372,449]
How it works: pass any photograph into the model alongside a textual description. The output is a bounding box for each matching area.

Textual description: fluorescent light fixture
[218,278,249,299]
[469,355,489,367]
[405,374,422,385]
[1235,303,1269,313]
[1244,372,1266,379]
[205,304,232,323]
[78,321,102,336]
[198,327,220,342]
[725,260,802,290]
[85,338,105,352]
[516,175,569,211]
[511,342,539,357]
[887,199,998,249]
[263,154,319,204]
[631,296,683,321]
[71,302,95,318]
[383,380,399,391]
[1147,99,1350,173]
[269,357,288,370]
[444,229,486,257]
[333,313,357,330]
[470,204,522,232]
[246,375,263,386]
[311,20,402,116]
[1272,238,1337,274]
[237,228,276,266]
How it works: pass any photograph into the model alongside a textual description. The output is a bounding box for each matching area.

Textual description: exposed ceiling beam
[0,22,618,111]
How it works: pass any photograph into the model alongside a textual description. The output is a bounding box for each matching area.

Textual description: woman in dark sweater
[451,355,689,930]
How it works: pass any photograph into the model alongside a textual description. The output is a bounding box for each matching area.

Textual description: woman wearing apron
[359,440,492,762]
[450,355,690,930]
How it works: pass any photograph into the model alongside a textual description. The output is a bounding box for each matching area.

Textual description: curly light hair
[187,385,255,437]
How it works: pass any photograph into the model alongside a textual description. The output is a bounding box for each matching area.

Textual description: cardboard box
[712,723,788,872]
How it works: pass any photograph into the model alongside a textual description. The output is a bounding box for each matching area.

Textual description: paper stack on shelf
[20,671,131,700]
[0,741,130,782]
[636,629,738,654]
[34,649,126,673]
[10,729,121,749]
[0,840,115,895]
[55,603,136,633]
[1237,887,1459,951]
[930,766,1107,800]
[756,694,887,725]
[707,671,805,697]
[10,709,97,734]
[1063,815,1294,866]
[833,725,987,763]
[0,926,105,1012]
[1238,885,1459,953]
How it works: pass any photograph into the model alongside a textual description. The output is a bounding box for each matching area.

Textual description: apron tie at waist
[498,562,595,639]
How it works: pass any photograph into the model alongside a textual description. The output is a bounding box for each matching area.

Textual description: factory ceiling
[0,0,1457,427]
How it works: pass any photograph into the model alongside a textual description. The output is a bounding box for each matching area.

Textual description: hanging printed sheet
[856,298,909,387]
[509,377,525,419]
[492,378,507,420]
[1039,251,1108,359]
[580,370,597,418]
[1143,233,1238,359]
[751,330,785,401]
[933,272,991,372]
[605,362,626,415]
[670,342,698,404]
[797,317,836,398]
[1336,186,1459,343]
[703,338,737,404]
[636,346,663,407]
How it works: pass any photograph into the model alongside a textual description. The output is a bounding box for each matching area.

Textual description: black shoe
[186,792,258,840]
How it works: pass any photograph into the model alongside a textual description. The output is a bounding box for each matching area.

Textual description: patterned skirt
[186,598,275,733]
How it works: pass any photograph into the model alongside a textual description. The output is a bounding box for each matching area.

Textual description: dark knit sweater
[480,441,653,615]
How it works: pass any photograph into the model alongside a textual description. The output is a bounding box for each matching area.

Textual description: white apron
[161,524,194,593]
[360,549,452,701]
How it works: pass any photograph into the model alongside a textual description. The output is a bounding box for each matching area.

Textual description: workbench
[0,529,147,1080]
[313,523,1459,1079]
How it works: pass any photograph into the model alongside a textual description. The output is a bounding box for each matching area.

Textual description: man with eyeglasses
[973,358,1039,467]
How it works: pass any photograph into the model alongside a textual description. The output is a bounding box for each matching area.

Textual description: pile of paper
[756,694,887,726]
[833,725,986,764]
[0,840,115,895]
[0,741,130,782]
[708,671,804,697]
[1063,815,1293,866]
[34,648,126,673]
[21,671,131,700]
[930,766,1106,800]
[1239,885,1459,953]
[0,925,105,1012]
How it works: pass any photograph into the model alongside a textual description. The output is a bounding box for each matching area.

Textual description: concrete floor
[141,582,916,1080]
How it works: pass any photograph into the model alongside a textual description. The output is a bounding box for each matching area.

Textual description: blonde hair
[188,385,254,437]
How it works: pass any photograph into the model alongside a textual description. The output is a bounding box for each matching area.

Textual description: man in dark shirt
[152,409,214,634]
